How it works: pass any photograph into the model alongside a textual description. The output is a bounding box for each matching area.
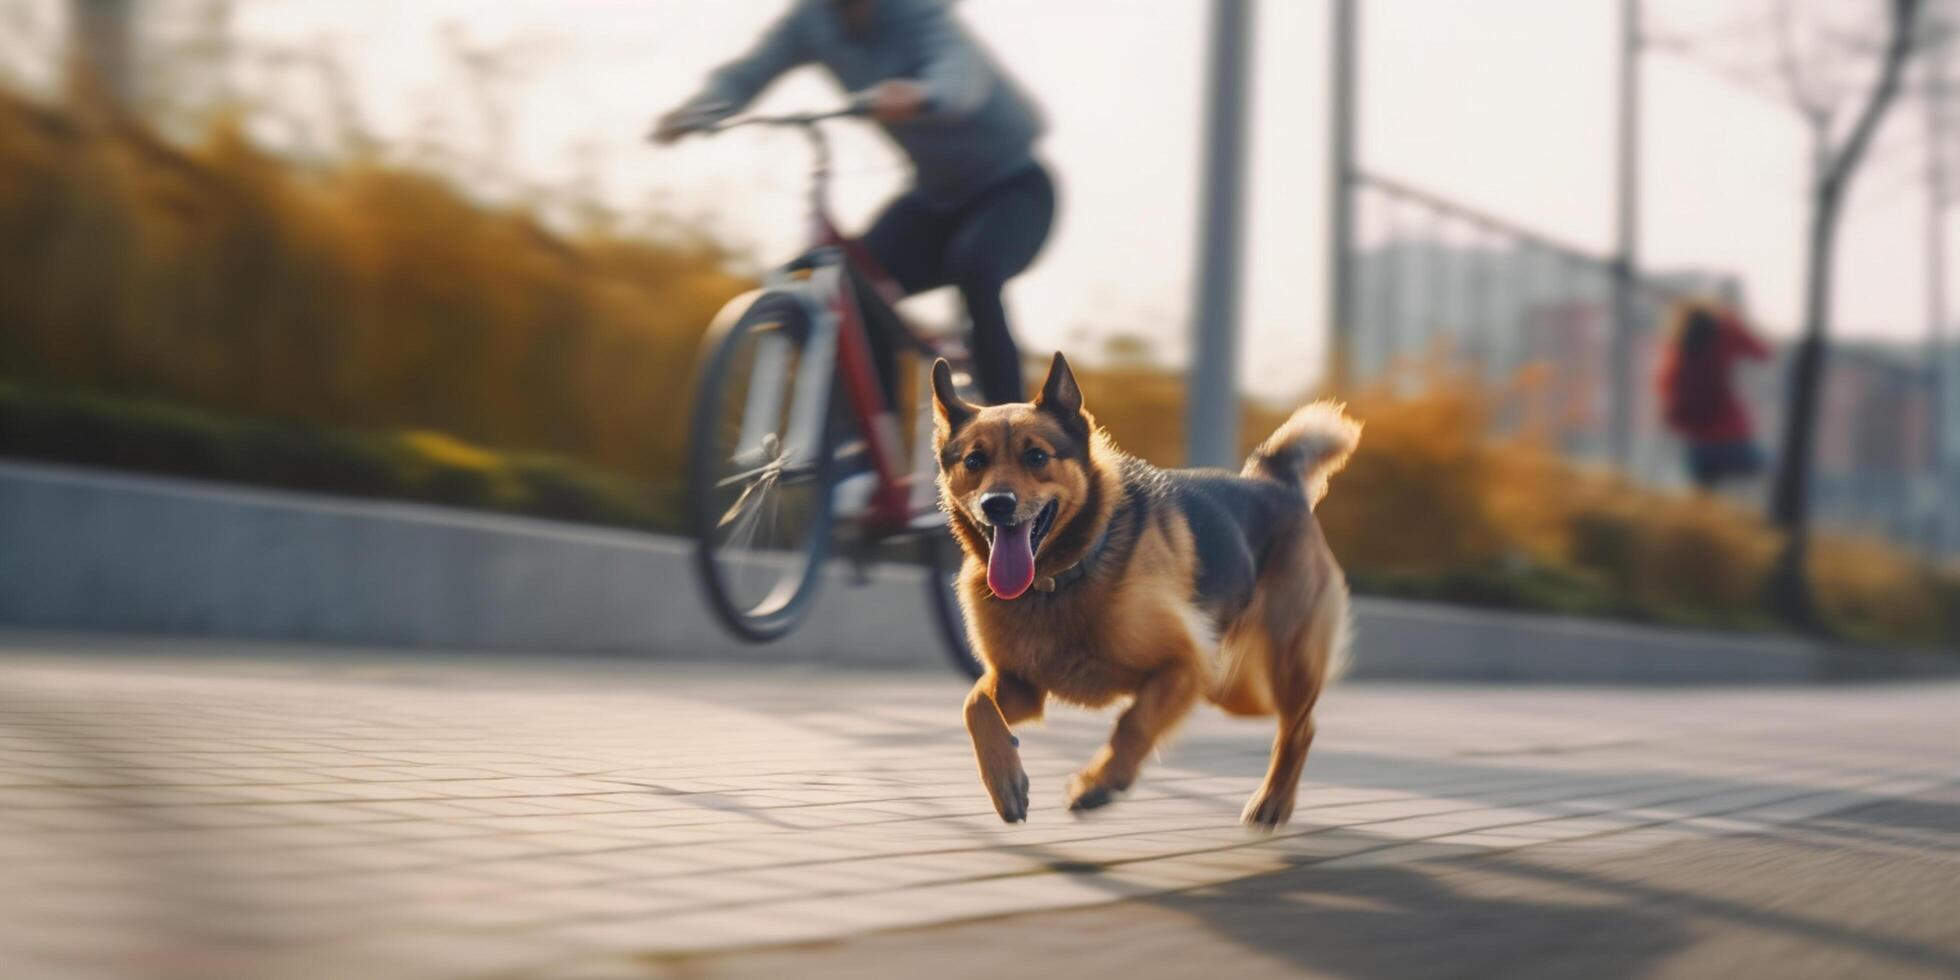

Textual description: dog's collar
[1030,520,1115,595]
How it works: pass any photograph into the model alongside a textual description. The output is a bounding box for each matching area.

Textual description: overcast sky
[22,0,1942,399]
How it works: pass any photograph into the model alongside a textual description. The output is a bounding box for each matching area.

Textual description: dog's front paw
[1065,771,1126,814]
[982,764,1030,823]
[1240,786,1296,831]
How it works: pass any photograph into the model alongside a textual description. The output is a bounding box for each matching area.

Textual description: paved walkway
[1,637,1956,979]
[699,787,1960,980]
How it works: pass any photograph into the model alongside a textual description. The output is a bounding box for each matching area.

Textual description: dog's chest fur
[967,587,1157,707]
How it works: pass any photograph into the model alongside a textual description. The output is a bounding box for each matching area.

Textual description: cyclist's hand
[862,80,927,123]
[650,102,729,145]
[650,110,689,145]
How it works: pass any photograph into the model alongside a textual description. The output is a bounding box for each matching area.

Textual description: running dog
[932,352,1360,828]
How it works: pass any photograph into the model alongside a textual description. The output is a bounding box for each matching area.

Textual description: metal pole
[1609,0,1642,469]
[69,0,137,108]
[1185,0,1254,469]
[1471,228,1496,377]
[1378,195,1406,381]
[1928,41,1951,557]
[1327,0,1360,393]
[1428,210,1450,359]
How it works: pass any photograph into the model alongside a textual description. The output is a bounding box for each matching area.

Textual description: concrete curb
[1345,595,1958,683]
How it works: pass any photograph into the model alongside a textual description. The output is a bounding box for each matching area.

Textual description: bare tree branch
[1825,0,1924,191]
[1774,0,1831,124]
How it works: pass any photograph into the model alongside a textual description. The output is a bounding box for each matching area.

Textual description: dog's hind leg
[1242,578,1346,829]
[1243,700,1316,829]
[1067,658,1200,813]
[965,671,1045,823]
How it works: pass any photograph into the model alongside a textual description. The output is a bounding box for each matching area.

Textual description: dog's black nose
[980,493,1018,523]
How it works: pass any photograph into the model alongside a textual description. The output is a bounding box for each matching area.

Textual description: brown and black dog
[931,352,1360,828]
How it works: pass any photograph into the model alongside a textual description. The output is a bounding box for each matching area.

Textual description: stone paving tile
[1,647,1957,980]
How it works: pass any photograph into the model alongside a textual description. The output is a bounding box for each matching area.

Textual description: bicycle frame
[710,110,967,533]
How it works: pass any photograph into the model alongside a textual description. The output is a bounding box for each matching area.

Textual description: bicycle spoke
[717,474,767,530]
[715,460,821,490]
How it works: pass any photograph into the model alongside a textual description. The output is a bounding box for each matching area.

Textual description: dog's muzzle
[979,492,1018,525]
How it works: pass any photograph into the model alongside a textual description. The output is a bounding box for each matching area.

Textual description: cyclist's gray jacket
[683,0,1044,209]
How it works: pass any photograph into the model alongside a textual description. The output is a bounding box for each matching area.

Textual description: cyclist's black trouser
[860,162,1056,406]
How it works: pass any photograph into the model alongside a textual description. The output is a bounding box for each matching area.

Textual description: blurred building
[1803,340,1944,548]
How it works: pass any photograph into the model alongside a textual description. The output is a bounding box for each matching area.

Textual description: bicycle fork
[731,289,836,474]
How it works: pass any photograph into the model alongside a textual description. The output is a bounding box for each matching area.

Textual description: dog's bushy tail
[1244,400,1361,509]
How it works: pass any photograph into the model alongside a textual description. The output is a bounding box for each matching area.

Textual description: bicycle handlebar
[657,97,872,143]
[704,105,868,133]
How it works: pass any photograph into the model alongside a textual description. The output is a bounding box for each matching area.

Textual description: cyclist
[654,0,1055,407]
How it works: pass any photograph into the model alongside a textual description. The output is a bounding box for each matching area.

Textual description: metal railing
[1343,170,1946,553]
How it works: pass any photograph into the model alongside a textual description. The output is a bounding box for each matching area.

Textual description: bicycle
[664,104,983,678]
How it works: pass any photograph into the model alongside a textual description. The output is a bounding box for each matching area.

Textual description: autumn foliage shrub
[0,93,745,483]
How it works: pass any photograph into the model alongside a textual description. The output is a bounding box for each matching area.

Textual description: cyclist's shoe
[837,530,877,587]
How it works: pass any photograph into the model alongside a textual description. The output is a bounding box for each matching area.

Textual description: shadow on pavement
[1132,859,1683,980]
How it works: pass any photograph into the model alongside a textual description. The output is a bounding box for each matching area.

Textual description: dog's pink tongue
[988,521,1037,600]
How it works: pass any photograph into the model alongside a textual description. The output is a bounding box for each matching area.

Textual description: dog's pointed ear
[1033,351,1083,420]
[931,358,976,433]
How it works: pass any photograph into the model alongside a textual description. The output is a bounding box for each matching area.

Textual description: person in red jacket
[1658,301,1772,491]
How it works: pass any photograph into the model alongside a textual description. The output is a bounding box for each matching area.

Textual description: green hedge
[0,381,681,532]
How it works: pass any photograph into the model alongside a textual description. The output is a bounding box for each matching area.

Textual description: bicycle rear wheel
[687,293,836,642]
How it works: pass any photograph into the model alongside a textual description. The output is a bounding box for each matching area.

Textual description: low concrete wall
[0,462,937,668]
[3,461,1951,681]
[1343,596,1954,683]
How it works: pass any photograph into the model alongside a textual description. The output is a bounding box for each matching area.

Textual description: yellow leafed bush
[0,93,748,481]
[1567,486,1778,618]
[1313,366,1571,573]
[1809,537,1947,645]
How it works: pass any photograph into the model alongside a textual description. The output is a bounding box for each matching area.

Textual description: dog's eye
[1023,448,1049,467]
[963,451,987,472]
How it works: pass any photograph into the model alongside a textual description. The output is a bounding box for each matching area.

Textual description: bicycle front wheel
[686,293,836,642]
